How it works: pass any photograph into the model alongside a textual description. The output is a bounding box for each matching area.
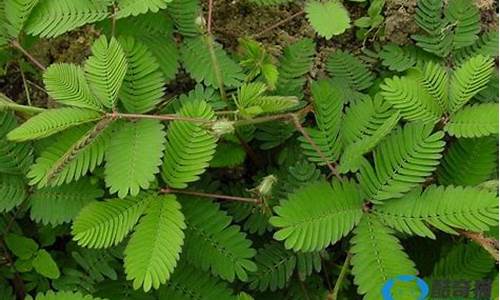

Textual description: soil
[1,0,498,105]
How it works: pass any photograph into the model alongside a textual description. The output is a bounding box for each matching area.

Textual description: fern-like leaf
[29,178,103,226]
[35,290,104,300]
[437,136,497,186]
[420,61,449,111]
[7,108,102,142]
[374,185,499,238]
[166,0,202,37]
[448,55,494,112]
[0,174,27,213]
[305,0,351,39]
[27,122,111,188]
[379,44,419,72]
[117,36,165,113]
[358,122,445,202]
[275,38,315,98]
[350,215,418,300]
[116,0,172,19]
[235,82,298,117]
[162,100,217,189]
[270,180,364,252]
[445,0,480,49]
[181,36,244,88]
[43,64,102,111]
[85,36,128,109]
[25,0,110,38]
[4,0,39,37]
[300,80,343,165]
[431,242,495,280]
[326,50,374,91]
[0,111,33,174]
[105,119,165,198]
[453,30,499,64]
[72,194,151,248]
[249,243,296,291]
[124,194,185,292]
[444,103,499,137]
[158,262,234,300]
[339,111,400,173]
[341,95,395,146]
[380,72,443,122]
[182,197,257,282]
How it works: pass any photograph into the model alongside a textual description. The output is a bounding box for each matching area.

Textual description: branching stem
[459,230,499,262]
[253,10,305,38]
[161,187,261,204]
[11,40,46,71]
[329,252,352,300]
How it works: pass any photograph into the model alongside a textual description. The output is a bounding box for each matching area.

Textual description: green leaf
[445,0,480,49]
[25,0,110,38]
[249,243,296,291]
[326,50,374,91]
[35,291,105,300]
[4,0,39,37]
[43,64,102,111]
[105,119,165,198]
[158,261,235,300]
[116,0,172,18]
[7,108,102,142]
[27,122,112,188]
[33,249,60,279]
[182,197,257,282]
[72,194,151,248]
[350,215,419,300]
[85,35,128,109]
[275,38,316,98]
[118,36,165,113]
[210,142,246,168]
[5,233,38,259]
[0,112,33,174]
[29,178,103,226]
[380,72,443,122]
[448,55,494,112]
[124,195,186,292]
[374,185,499,238]
[300,80,343,165]
[305,0,351,39]
[181,36,244,88]
[437,136,498,186]
[235,82,298,117]
[444,103,499,138]
[270,180,364,252]
[162,100,217,189]
[358,122,445,202]
[0,174,27,212]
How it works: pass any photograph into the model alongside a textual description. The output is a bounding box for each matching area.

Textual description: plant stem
[253,10,305,38]
[207,0,214,34]
[329,252,352,300]
[106,112,212,123]
[459,230,499,262]
[161,187,261,204]
[18,63,32,106]
[0,93,45,114]
[11,40,46,71]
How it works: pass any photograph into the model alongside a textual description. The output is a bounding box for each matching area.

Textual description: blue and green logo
[382,275,429,300]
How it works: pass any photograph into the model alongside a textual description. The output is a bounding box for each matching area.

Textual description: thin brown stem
[459,230,499,262]
[161,187,261,204]
[106,112,212,123]
[18,63,32,106]
[207,0,214,34]
[329,252,352,300]
[253,10,305,38]
[290,114,340,179]
[11,40,46,71]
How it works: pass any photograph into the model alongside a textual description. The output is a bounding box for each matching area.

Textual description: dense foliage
[0,0,498,299]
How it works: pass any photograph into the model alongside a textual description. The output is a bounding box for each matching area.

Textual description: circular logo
[381,275,429,300]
